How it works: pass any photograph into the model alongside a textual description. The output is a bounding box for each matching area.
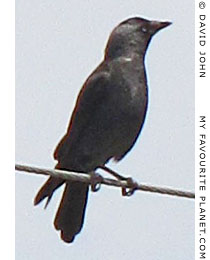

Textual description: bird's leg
[98,166,138,196]
[89,171,103,192]
[98,166,125,180]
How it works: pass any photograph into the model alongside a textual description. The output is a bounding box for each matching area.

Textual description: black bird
[34,17,171,243]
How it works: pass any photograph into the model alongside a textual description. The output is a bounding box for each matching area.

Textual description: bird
[34,17,171,243]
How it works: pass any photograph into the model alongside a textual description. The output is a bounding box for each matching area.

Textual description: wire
[15,163,195,199]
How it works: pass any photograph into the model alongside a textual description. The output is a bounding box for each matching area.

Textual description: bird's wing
[54,69,111,161]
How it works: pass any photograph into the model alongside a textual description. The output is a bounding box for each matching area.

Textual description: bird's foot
[90,172,103,192]
[99,166,138,196]
[121,177,138,197]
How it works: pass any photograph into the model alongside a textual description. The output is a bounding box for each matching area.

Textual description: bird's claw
[98,166,138,197]
[90,172,103,192]
[122,177,138,196]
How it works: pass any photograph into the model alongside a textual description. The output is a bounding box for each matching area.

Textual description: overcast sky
[16,1,194,259]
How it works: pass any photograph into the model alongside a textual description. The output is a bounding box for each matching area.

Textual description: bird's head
[105,17,171,60]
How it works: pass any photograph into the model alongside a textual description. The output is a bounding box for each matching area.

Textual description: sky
[16,1,195,259]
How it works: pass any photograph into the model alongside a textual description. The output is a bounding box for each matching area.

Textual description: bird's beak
[150,20,172,32]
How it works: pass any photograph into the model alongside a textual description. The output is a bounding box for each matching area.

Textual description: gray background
[16,0,194,259]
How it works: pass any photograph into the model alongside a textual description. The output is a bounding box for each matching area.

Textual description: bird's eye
[141,27,147,33]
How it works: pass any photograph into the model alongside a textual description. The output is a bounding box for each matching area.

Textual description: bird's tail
[34,176,64,208]
[54,181,89,243]
[34,176,89,243]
